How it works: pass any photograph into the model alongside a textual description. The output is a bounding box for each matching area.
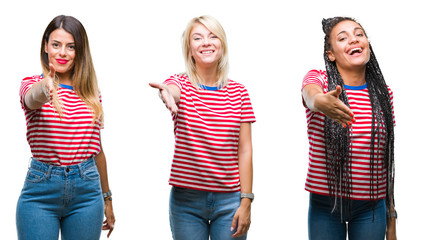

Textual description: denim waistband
[30,157,96,176]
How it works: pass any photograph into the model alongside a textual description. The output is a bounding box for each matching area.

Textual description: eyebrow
[337,27,364,36]
[191,32,215,37]
[52,40,75,45]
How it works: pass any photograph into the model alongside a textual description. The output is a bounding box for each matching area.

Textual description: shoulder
[226,79,248,91]
[22,75,43,84]
[166,74,189,83]
[302,69,328,90]
[304,69,327,81]
[164,74,190,89]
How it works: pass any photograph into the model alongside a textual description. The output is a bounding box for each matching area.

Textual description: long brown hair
[41,15,103,123]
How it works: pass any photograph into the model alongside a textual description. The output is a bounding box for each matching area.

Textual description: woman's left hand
[231,199,251,238]
[386,217,397,240]
[103,200,115,238]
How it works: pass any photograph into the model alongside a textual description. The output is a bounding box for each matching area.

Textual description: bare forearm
[25,80,50,110]
[302,84,325,112]
[95,149,110,193]
[239,151,253,194]
[238,123,253,194]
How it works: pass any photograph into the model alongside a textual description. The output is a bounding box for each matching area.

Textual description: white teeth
[202,50,213,54]
[349,48,362,55]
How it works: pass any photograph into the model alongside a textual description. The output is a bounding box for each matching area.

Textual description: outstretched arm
[24,63,55,110]
[149,82,181,114]
[302,84,354,127]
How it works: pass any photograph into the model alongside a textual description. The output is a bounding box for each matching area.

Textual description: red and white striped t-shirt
[301,70,395,200]
[19,75,102,166]
[164,74,256,192]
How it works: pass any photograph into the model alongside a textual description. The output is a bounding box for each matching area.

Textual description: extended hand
[44,63,56,101]
[315,85,354,127]
[149,82,178,114]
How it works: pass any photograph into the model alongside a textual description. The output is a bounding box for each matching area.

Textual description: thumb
[329,85,342,98]
[48,63,56,79]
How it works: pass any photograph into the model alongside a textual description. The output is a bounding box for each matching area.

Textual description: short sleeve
[163,74,185,90]
[240,85,256,123]
[98,91,105,129]
[301,69,327,92]
[301,70,328,108]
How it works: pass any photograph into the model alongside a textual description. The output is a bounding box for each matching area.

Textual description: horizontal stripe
[302,70,395,200]
[164,74,255,192]
[20,75,102,166]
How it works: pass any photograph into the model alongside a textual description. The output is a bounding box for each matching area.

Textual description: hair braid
[322,17,395,218]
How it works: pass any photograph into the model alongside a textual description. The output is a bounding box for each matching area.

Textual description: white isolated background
[0,0,423,239]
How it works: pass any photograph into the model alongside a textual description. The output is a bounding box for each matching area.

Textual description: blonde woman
[16,15,115,240]
[150,15,256,240]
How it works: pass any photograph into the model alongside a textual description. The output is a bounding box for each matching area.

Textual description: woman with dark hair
[302,17,397,240]
[16,15,115,239]
[150,15,255,240]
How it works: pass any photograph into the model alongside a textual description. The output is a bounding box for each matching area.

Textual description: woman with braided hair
[302,17,397,240]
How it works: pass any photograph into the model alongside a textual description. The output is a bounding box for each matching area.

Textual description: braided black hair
[322,17,395,218]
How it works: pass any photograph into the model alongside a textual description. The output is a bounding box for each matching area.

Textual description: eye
[68,45,75,50]
[338,37,346,42]
[211,35,218,39]
[193,37,201,41]
[52,43,60,48]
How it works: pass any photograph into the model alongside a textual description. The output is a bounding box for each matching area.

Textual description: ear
[327,50,335,62]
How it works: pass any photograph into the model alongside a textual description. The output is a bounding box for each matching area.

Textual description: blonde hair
[41,15,103,124]
[181,15,229,88]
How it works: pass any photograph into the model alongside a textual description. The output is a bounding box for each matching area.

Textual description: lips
[347,47,363,55]
[200,50,214,54]
[56,59,69,64]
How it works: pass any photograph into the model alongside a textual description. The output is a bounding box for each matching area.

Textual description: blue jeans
[16,158,104,240]
[169,186,247,240]
[308,193,386,240]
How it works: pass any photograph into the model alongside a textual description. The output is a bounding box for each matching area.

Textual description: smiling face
[327,20,370,71]
[44,28,75,80]
[189,23,222,69]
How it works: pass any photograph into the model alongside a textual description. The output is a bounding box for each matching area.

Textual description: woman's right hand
[303,84,354,127]
[149,82,179,114]
[43,63,56,101]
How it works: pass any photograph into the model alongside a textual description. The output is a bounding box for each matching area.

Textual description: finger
[232,223,247,238]
[48,63,56,79]
[230,214,238,232]
[107,228,114,238]
[149,82,164,90]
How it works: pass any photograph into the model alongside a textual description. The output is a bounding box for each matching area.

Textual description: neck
[337,64,366,86]
[57,72,73,86]
[196,64,218,86]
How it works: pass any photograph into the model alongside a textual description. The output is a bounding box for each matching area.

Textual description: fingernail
[230,227,234,231]
[343,124,346,128]
[352,118,356,122]
[348,122,351,126]
[350,112,354,117]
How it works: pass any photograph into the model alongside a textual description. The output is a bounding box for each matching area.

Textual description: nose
[348,34,359,44]
[59,46,67,56]
[202,37,211,46]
